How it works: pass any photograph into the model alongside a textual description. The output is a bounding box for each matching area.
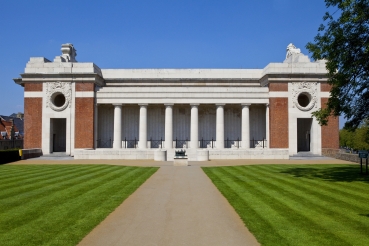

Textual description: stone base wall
[74,148,289,160]
[21,148,43,160]
[322,148,360,163]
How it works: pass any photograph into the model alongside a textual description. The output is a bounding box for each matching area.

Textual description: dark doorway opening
[297,118,312,152]
[51,118,66,152]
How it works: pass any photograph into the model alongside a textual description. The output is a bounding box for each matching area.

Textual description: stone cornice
[15,73,105,87]
[259,74,328,87]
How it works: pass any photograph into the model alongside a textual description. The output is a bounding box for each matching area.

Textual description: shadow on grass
[280,165,369,183]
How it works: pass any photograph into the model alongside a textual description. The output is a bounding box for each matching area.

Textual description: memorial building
[14,43,339,160]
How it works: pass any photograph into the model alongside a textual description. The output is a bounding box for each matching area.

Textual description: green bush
[0,149,21,164]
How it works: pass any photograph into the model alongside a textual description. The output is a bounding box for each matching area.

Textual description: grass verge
[202,164,369,246]
[0,164,158,246]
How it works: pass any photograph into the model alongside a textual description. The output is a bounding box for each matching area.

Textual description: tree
[339,120,369,150]
[306,0,369,129]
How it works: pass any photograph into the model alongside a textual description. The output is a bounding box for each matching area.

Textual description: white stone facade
[15,43,338,160]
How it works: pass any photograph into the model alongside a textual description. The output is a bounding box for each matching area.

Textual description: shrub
[0,149,21,164]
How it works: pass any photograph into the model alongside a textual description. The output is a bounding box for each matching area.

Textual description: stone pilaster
[139,104,148,149]
[165,104,173,149]
[190,104,199,149]
[113,104,122,149]
[216,104,225,149]
[266,104,269,148]
[241,104,251,149]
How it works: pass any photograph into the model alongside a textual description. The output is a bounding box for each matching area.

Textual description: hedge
[0,149,21,164]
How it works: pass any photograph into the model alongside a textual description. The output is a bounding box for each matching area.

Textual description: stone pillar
[113,104,122,149]
[139,104,148,149]
[190,104,199,149]
[94,103,98,149]
[216,104,225,149]
[266,104,269,148]
[242,104,250,149]
[165,104,173,149]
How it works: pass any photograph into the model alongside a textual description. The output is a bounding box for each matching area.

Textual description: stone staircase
[290,151,331,159]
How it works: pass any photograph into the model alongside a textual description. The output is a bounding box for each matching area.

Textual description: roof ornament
[60,43,77,62]
[284,43,310,63]
[286,43,301,59]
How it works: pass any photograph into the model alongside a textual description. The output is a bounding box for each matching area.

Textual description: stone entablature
[14,43,339,159]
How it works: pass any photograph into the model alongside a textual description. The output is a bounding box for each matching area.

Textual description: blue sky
[0,0,345,127]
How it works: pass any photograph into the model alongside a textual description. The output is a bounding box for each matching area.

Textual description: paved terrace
[13,157,354,166]
[11,158,355,246]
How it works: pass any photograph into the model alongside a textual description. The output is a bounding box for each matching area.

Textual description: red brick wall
[269,98,289,148]
[321,98,339,149]
[76,83,95,91]
[25,83,43,91]
[24,98,42,148]
[75,98,95,148]
[269,83,288,91]
[321,83,332,92]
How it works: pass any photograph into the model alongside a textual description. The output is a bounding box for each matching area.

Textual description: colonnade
[111,103,269,149]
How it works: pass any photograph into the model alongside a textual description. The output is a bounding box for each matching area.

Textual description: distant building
[13,43,339,160]
[0,116,23,150]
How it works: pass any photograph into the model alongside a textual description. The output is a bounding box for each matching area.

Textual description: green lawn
[0,165,158,246]
[202,165,369,246]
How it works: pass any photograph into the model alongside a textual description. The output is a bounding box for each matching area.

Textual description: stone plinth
[173,157,188,166]
[154,150,167,161]
[197,149,209,161]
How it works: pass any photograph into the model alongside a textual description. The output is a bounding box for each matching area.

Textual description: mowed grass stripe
[202,167,287,244]
[0,166,53,179]
[252,165,369,211]
[0,165,111,204]
[4,167,152,246]
[242,165,369,213]
[0,165,108,187]
[202,165,369,246]
[46,167,156,246]
[207,167,335,246]
[0,165,158,246]
[231,166,369,240]
[0,165,84,180]
[0,166,142,227]
[0,165,77,184]
[258,164,369,197]
[219,166,344,245]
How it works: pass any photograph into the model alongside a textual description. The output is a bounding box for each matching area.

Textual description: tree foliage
[306,0,369,129]
[340,120,369,150]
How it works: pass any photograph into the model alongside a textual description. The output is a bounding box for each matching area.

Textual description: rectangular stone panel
[224,106,241,141]
[249,105,266,142]
[173,105,190,141]
[198,105,216,141]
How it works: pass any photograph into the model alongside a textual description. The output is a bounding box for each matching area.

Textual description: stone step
[290,151,323,158]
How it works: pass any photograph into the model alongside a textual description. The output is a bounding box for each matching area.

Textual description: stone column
[241,104,251,149]
[139,104,148,149]
[190,104,199,149]
[266,104,269,148]
[165,104,173,149]
[94,103,98,149]
[216,104,225,149]
[113,104,122,149]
